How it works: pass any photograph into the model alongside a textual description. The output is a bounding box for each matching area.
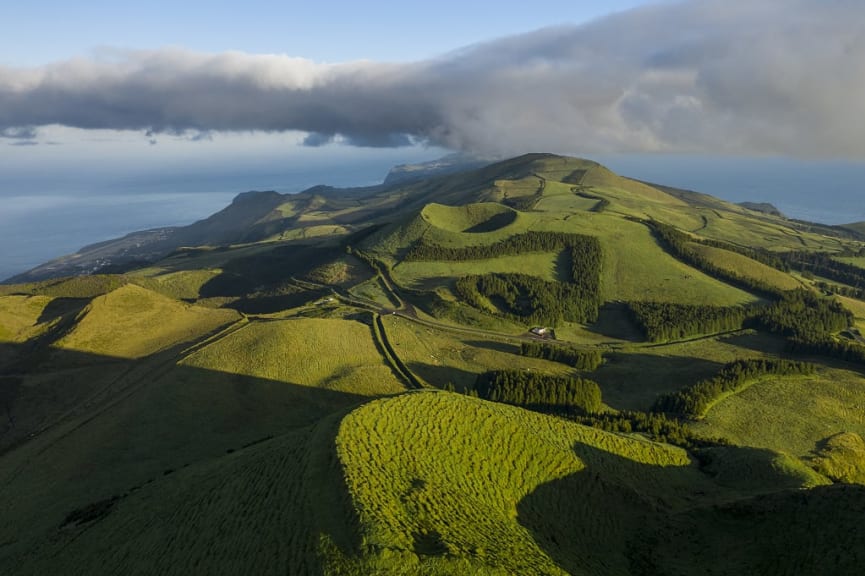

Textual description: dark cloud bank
[1,0,863,158]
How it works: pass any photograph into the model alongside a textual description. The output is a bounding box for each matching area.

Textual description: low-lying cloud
[1,0,863,158]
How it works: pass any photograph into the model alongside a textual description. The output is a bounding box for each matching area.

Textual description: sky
[1,0,865,278]
[0,0,654,189]
[3,0,865,164]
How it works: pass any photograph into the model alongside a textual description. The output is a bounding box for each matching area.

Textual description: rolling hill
[2,153,865,575]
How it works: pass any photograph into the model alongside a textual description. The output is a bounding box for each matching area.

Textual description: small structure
[530,327,549,337]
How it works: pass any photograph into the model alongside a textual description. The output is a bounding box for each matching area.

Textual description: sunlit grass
[182,317,405,396]
[55,284,239,358]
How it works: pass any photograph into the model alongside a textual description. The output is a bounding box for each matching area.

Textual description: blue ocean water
[0,164,395,282]
[600,155,865,226]
[2,156,864,282]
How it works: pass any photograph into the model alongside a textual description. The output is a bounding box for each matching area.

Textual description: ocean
[2,156,864,282]
[600,155,865,226]
[0,163,396,282]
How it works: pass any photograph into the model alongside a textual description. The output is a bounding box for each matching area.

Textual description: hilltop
[3,153,865,574]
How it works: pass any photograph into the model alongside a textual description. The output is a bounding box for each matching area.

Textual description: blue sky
[2,0,864,175]
[0,0,664,188]
[1,1,652,65]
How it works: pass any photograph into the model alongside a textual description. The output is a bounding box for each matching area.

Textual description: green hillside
[3,153,865,575]
[55,284,240,358]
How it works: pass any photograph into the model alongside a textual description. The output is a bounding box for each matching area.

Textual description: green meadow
[3,153,865,575]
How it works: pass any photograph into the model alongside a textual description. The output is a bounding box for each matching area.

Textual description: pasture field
[835,256,865,270]
[0,294,53,342]
[534,192,600,213]
[129,268,222,300]
[334,391,694,574]
[589,331,788,411]
[836,294,865,332]
[420,202,518,234]
[528,212,759,305]
[392,252,562,290]
[272,224,350,241]
[692,365,865,457]
[332,391,828,575]
[55,284,240,358]
[182,317,405,396]
[380,314,571,391]
[390,208,758,306]
[686,243,803,291]
[348,277,399,308]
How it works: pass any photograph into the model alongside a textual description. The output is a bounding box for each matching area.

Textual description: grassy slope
[128,268,222,300]
[420,202,517,233]
[811,432,865,484]
[533,211,758,305]
[0,294,53,342]
[331,392,827,575]
[55,284,239,359]
[0,316,400,573]
[181,317,405,396]
[835,256,865,270]
[692,365,865,457]
[837,294,865,332]
[591,331,788,411]
[392,253,562,290]
[2,389,840,576]
[334,392,694,575]
[3,419,347,576]
[380,314,572,391]
[687,242,803,291]
[384,206,757,306]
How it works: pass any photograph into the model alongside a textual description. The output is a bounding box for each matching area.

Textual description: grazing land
[3,153,865,575]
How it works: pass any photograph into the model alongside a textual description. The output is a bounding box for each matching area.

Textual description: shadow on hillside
[37,297,90,324]
[587,303,644,342]
[0,340,373,572]
[591,353,723,412]
[0,341,374,458]
[723,330,788,355]
[517,440,865,576]
[197,242,341,299]
[463,209,517,233]
[462,339,520,355]
[554,250,574,283]
[406,362,478,392]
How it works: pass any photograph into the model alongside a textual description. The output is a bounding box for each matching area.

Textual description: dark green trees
[474,370,602,414]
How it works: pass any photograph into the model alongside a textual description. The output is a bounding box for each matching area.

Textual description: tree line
[779,251,865,289]
[627,301,750,342]
[455,273,598,325]
[571,411,730,451]
[652,358,816,419]
[749,289,852,339]
[650,219,865,298]
[628,291,856,345]
[404,231,599,262]
[637,220,865,363]
[426,232,604,326]
[647,220,785,298]
[473,369,602,414]
[787,335,865,364]
[520,342,603,370]
[816,281,865,302]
